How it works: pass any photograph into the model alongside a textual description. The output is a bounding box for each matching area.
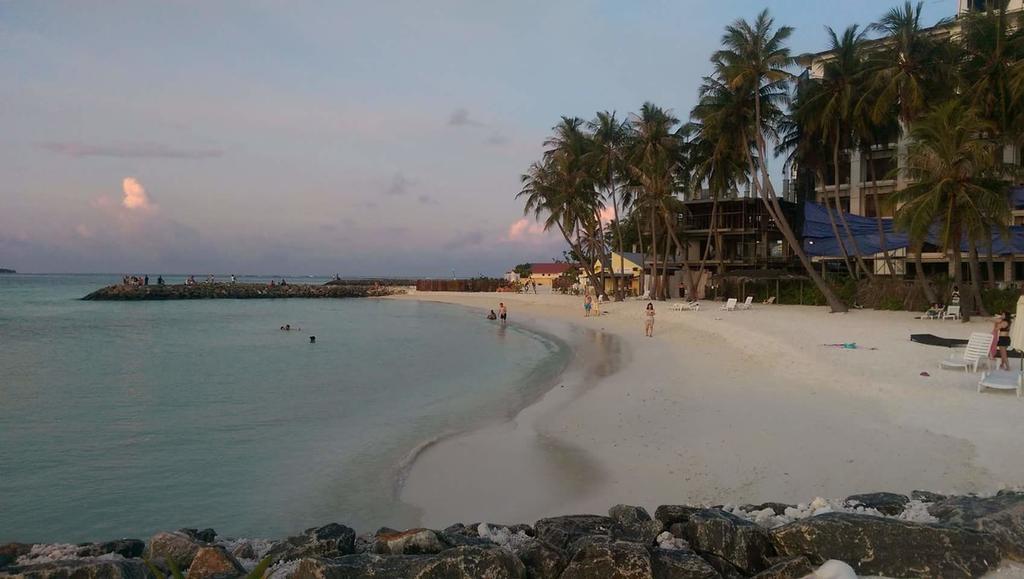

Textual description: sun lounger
[923,306,945,319]
[763,296,776,305]
[939,332,993,373]
[720,298,737,311]
[736,296,754,310]
[977,370,1023,398]
[944,305,961,320]
[669,301,701,312]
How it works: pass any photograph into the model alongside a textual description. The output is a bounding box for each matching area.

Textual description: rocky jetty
[0,268,15,274]
[3,490,1022,578]
[81,283,400,301]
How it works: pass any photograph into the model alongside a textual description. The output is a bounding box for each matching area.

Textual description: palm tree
[712,9,848,312]
[890,101,1011,321]
[587,111,630,300]
[801,24,875,280]
[868,1,956,302]
[542,117,610,298]
[626,103,684,300]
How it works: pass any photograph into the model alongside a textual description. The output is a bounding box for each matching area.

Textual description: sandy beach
[396,291,1024,528]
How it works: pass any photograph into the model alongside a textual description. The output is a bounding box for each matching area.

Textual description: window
[864,154,896,182]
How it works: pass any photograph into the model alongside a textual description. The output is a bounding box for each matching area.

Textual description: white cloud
[505,217,548,242]
[121,177,157,212]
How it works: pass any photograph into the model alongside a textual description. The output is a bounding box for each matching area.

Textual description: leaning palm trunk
[747,102,847,313]
[610,187,626,300]
[866,152,895,276]
[911,241,937,305]
[636,217,646,297]
[694,193,719,299]
[967,237,989,318]
[660,202,692,299]
[649,208,659,299]
[832,136,873,280]
[950,230,969,322]
[660,229,672,300]
[556,222,603,298]
[594,217,611,300]
[985,236,996,288]
[819,170,856,278]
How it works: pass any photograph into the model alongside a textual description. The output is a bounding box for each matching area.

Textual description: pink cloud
[505,218,551,243]
[121,177,157,212]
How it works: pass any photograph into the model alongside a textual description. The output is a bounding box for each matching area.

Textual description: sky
[0,1,950,276]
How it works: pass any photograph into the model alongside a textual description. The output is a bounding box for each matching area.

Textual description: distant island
[0,268,15,274]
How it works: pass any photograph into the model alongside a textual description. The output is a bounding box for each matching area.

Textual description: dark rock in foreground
[844,492,910,516]
[928,490,1024,561]
[771,512,1002,578]
[81,283,397,301]
[1,559,151,578]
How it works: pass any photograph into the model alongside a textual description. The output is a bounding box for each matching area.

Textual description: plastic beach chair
[720,298,738,311]
[736,296,754,310]
[939,332,993,373]
[944,305,961,320]
[977,370,1023,398]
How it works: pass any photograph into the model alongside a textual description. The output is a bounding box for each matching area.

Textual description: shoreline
[394,291,1024,529]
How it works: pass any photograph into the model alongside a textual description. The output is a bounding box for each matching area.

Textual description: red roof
[530,263,574,275]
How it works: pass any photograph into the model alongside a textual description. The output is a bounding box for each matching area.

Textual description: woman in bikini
[644,302,655,337]
[994,312,1011,371]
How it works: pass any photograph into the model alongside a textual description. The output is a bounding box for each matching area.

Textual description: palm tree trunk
[695,193,719,299]
[649,207,659,300]
[968,237,989,317]
[610,185,626,300]
[832,135,873,280]
[821,171,856,278]
[866,150,896,276]
[911,242,937,304]
[594,216,610,300]
[636,214,645,297]
[747,105,847,312]
[555,221,603,297]
[985,235,996,288]
[660,228,671,300]
[951,233,969,322]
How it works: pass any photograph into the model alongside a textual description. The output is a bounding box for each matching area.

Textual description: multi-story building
[801,0,1024,281]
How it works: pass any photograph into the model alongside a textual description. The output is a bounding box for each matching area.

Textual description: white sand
[394,291,1024,528]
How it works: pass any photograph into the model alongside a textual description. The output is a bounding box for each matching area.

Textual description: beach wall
[3,490,1021,578]
[81,283,399,301]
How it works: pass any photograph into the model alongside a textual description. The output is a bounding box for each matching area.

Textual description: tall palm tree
[542,117,610,298]
[891,101,1011,321]
[868,1,955,302]
[712,9,848,312]
[587,111,630,300]
[627,103,684,300]
[802,24,875,280]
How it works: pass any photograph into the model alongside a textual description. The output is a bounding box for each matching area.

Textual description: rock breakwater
[3,490,1022,578]
[81,283,400,301]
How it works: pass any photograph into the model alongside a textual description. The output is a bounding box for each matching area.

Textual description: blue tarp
[802,188,1024,258]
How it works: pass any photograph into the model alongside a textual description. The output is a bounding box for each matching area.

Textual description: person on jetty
[143,275,149,286]
[498,303,507,325]
[584,294,593,317]
[186,275,197,286]
[157,275,164,286]
[230,274,236,283]
[269,279,276,287]
[280,279,288,286]
[487,310,497,320]
[645,302,655,337]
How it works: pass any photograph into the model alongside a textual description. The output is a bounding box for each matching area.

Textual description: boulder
[740,503,794,517]
[0,544,33,570]
[184,546,245,579]
[844,492,910,516]
[292,546,525,578]
[654,506,704,529]
[928,490,1024,561]
[265,523,356,563]
[771,512,1003,578]
[609,505,664,545]
[146,531,203,569]
[696,553,744,579]
[648,548,720,579]
[560,540,652,579]
[179,529,217,544]
[0,559,151,578]
[673,509,775,574]
[911,490,947,503]
[75,539,145,559]
[751,556,815,579]
[512,539,567,579]
[372,528,446,555]
[533,515,619,550]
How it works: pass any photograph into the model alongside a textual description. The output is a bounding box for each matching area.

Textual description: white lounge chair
[720,298,738,311]
[977,370,1023,398]
[736,296,754,310]
[939,332,993,373]
[763,296,776,305]
[923,305,945,319]
[670,301,701,312]
[944,305,961,320]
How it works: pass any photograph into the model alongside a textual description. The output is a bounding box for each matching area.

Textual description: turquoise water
[0,274,568,542]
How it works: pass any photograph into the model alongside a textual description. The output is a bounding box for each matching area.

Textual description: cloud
[505,217,547,241]
[384,172,412,196]
[74,224,95,239]
[41,141,223,160]
[417,194,437,205]
[121,177,157,212]
[448,107,484,127]
[484,133,509,146]
[443,230,485,250]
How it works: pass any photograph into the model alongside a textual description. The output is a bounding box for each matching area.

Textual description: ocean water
[0,274,569,543]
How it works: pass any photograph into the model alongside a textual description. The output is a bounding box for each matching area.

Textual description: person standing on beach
[993,312,1011,370]
[645,302,655,337]
[498,302,507,325]
[584,294,593,317]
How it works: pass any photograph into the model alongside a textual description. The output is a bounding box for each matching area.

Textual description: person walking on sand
[644,302,655,337]
[584,294,593,317]
[993,312,1011,370]
[498,303,507,325]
